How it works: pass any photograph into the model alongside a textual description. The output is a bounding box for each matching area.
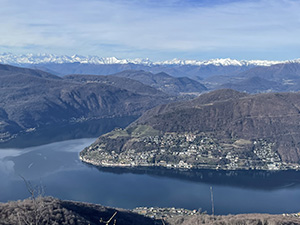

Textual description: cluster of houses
[133,207,201,219]
[81,132,300,171]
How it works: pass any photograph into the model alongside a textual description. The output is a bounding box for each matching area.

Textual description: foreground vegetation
[0,197,299,225]
[0,197,158,225]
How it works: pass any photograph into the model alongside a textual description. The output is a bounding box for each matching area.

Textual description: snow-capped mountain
[156,58,285,67]
[0,53,298,67]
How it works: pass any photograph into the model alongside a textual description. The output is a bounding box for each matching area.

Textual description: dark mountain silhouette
[203,62,300,93]
[0,64,171,142]
[30,62,150,76]
[0,63,60,79]
[112,70,207,95]
[27,62,254,80]
[64,74,168,97]
[219,76,285,93]
[22,61,300,94]
[238,62,300,81]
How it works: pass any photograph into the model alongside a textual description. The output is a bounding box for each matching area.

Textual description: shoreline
[79,156,300,190]
[80,156,300,172]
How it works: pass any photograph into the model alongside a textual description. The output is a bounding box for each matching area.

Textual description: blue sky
[0,0,300,61]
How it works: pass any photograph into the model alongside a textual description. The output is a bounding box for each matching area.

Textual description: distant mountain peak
[0,53,299,67]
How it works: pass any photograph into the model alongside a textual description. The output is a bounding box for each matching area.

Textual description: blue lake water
[1,138,300,215]
[0,119,300,215]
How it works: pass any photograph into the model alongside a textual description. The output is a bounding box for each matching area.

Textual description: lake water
[0,120,300,215]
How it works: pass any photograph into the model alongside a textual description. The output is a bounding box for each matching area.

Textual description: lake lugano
[1,137,300,215]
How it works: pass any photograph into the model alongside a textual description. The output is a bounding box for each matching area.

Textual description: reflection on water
[94,166,300,190]
[0,119,300,215]
[3,138,95,180]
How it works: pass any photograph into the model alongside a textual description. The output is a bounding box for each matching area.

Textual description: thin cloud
[0,0,299,60]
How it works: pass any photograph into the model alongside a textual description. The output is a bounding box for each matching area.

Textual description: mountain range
[0,53,292,66]
[3,53,300,153]
[215,62,300,92]
[1,53,299,81]
[0,64,173,142]
[110,70,207,95]
[3,53,300,94]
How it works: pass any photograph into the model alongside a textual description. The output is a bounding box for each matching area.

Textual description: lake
[0,119,300,215]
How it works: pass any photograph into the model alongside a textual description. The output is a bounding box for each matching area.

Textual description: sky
[0,0,300,61]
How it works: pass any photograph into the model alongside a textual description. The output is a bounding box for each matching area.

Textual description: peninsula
[80,89,300,171]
